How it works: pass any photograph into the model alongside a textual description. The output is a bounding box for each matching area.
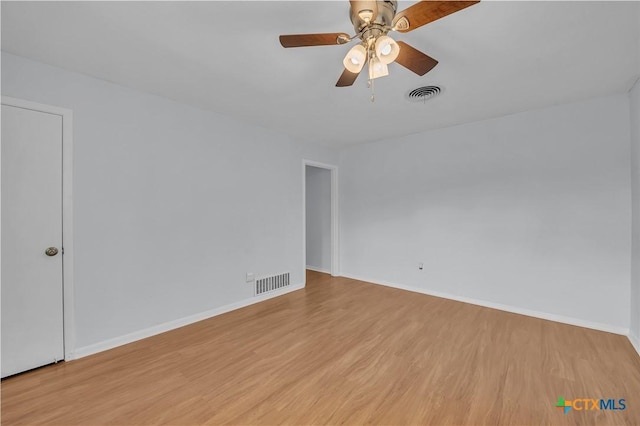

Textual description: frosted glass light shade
[368,57,389,80]
[343,44,367,73]
[358,9,374,23]
[375,35,400,65]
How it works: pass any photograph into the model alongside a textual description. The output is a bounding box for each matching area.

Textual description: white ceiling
[2,1,639,147]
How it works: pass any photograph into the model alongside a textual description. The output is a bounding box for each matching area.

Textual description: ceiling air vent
[406,85,442,103]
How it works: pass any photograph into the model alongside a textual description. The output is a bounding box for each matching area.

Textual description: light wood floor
[2,271,640,425]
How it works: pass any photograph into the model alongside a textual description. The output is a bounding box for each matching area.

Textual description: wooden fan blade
[394,41,438,76]
[350,1,378,23]
[393,1,479,33]
[279,33,350,48]
[336,68,361,87]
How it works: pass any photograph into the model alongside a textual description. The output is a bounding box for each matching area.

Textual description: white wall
[631,79,640,345]
[2,49,636,355]
[306,166,331,272]
[340,94,632,331]
[1,52,338,352]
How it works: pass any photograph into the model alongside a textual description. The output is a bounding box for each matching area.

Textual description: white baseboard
[306,265,331,274]
[73,283,305,359]
[629,331,640,357]
[340,273,629,336]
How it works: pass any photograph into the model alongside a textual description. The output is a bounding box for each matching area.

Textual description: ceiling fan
[279,1,479,90]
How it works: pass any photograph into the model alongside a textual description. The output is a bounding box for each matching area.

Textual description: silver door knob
[45,247,59,257]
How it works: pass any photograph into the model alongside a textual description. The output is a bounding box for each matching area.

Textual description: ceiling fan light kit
[374,35,400,65]
[369,56,388,80]
[343,44,367,73]
[279,0,480,101]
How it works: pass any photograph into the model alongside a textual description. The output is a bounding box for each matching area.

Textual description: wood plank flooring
[2,270,640,425]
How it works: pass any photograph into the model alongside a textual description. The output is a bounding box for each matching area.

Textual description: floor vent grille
[256,272,290,296]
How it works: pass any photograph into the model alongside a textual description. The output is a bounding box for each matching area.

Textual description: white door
[1,104,64,378]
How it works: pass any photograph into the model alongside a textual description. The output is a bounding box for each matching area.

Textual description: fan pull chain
[370,79,375,102]
[368,54,375,102]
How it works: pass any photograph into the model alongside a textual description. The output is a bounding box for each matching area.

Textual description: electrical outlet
[246,272,254,282]
[418,262,423,270]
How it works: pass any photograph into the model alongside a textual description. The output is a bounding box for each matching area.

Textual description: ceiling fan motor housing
[350,0,397,38]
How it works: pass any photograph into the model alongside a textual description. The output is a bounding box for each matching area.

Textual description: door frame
[2,96,76,361]
[303,160,339,277]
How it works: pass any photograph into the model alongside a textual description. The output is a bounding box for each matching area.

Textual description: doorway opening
[303,161,338,278]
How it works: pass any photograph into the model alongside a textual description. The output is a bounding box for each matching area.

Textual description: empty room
[1,1,640,425]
